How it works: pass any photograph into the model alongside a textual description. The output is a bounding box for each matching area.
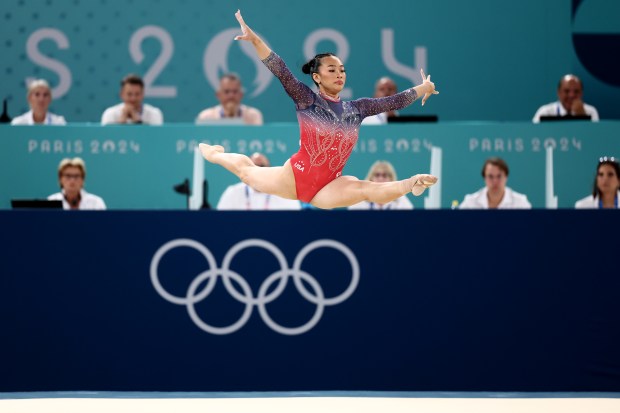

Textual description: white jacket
[532,101,599,123]
[11,110,66,125]
[575,190,620,209]
[217,183,301,210]
[48,189,106,210]
[459,187,532,209]
[348,196,413,210]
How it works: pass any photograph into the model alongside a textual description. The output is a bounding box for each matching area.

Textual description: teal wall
[1,0,619,123]
[2,122,618,210]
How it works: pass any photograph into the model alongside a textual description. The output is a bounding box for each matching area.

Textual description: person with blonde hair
[348,161,413,210]
[11,79,66,125]
[47,158,106,210]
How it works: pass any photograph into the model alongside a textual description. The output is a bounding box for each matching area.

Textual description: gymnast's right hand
[233,10,271,59]
[234,10,257,43]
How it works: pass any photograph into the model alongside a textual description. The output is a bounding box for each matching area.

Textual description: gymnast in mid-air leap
[200,10,439,209]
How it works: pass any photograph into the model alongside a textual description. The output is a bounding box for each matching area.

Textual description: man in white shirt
[217,153,301,210]
[101,74,163,125]
[196,73,263,125]
[459,157,531,209]
[532,74,599,123]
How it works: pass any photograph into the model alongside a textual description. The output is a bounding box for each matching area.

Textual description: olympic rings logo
[150,238,359,335]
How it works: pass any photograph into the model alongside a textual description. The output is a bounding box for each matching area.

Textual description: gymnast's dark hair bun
[301,53,336,75]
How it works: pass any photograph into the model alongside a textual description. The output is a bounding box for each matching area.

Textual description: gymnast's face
[483,164,507,193]
[313,56,346,95]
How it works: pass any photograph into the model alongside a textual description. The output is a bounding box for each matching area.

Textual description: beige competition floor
[1,395,620,413]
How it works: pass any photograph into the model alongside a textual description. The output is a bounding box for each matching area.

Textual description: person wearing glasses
[11,79,66,125]
[47,157,106,210]
[575,157,620,209]
[196,73,263,125]
[217,152,301,210]
[348,161,413,210]
[459,157,531,209]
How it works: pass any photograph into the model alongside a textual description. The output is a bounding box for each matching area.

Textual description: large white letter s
[26,28,72,99]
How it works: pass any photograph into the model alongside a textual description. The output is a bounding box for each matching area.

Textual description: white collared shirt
[11,110,66,125]
[459,187,532,209]
[532,101,599,123]
[348,196,413,210]
[361,112,388,125]
[101,103,163,125]
[196,104,263,125]
[216,183,301,210]
[48,189,107,210]
[575,190,620,209]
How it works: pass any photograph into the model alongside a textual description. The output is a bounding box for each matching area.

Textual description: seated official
[217,153,301,210]
[48,157,106,210]
[196,73,263,125]
[11,79,66,125]
[575,157,620,209]
[459,157,531,209]
[532,74,599,123]
[101,74,163,125]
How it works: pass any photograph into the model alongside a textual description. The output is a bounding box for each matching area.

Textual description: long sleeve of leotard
[353,89,418,119]
[261,52,315,110]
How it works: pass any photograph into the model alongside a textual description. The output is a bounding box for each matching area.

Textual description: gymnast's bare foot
[199,143,225,161]
[411,174,438,196]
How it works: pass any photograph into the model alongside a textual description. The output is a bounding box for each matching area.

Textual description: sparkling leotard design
[262,52,418,202]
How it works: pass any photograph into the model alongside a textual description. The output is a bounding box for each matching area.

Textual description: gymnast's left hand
[420,68,439,106]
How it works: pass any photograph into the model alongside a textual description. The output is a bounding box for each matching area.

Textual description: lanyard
[369,202,391,210]
[245,185,270,210]
[599,195,619,209]
[220,107,242,118]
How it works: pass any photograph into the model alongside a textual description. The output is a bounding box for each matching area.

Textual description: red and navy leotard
[262,52,418,203]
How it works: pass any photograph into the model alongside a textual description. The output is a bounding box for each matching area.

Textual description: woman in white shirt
[11,79,66,125]
[459,157,531,209]
[348,161,413,210]
[48,158,106,210]
[575,157,620,209]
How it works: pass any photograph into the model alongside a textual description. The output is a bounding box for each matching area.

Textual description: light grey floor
[1,392,619,413]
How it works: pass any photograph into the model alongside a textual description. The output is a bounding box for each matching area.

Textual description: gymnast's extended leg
[199,143,297,199]
[309,174,437,209]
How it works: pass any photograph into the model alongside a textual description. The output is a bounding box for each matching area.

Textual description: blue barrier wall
[2,122,619,209]
[1,0,619,122]
[1,210,619,392]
